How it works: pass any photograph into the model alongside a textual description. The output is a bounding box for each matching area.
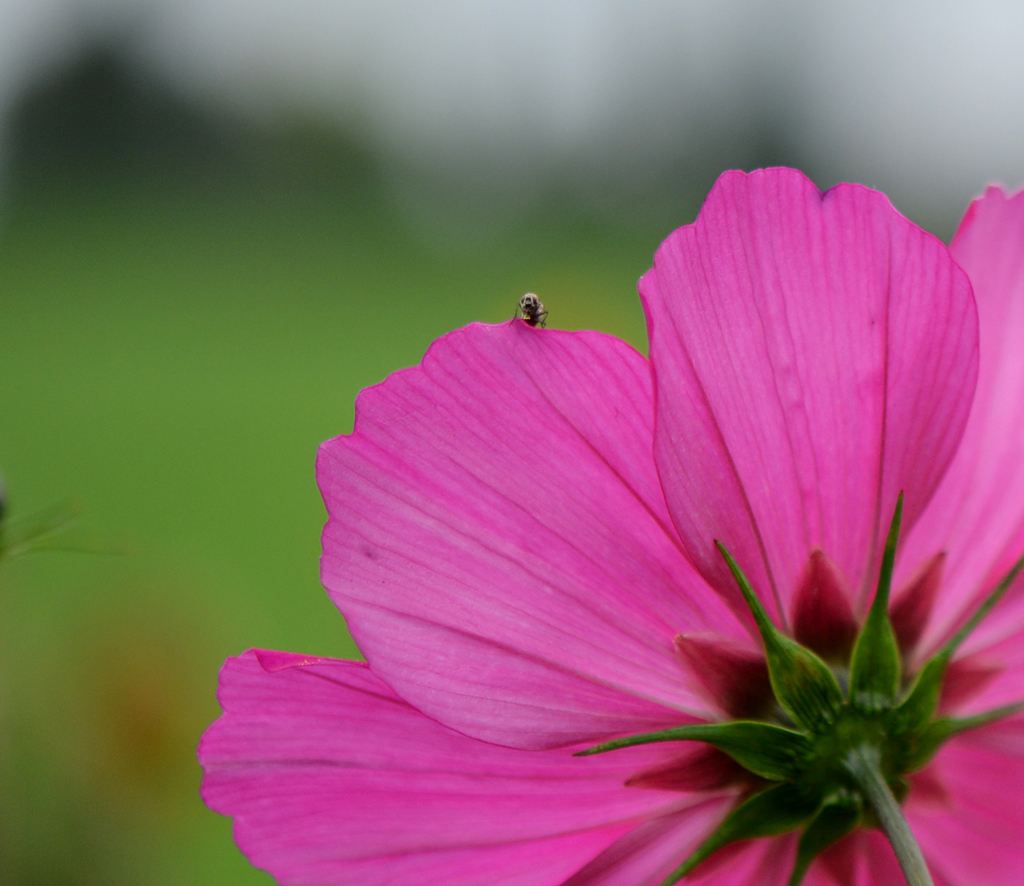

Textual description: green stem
[845,745,933,886]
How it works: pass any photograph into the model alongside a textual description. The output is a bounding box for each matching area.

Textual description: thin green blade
[577,721,812,781]
[891,655,947,737]
[942,552,1024,657]
[901,702,1024,772]
[895,550,1024,734]
[717,542,843,732]
[849,495,903,712]
[0,501,79,560]
[660,783,819,886]
[789,795,860,886]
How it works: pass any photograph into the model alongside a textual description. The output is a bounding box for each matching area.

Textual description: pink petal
[641,168,978,627]
[861,831,910,886]
[625,745,751,792]
[692,835,798,885]
[559,802,733,886]
[938,655,1003,713]
[897,186,1024,654]
[567,823,802,886]
[200,651,719,886]
[566,817,809,886]
[940,625,1022,716]
[907,720,1024,886]
[801,829,903,886]
[317,322,740,749]
[805,834,860,886]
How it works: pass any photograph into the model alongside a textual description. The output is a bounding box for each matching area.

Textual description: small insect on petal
[514,292,548,327]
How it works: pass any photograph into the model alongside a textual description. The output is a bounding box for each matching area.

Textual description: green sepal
[891,654,946,737]
[789,792,861,886]
[849,495,903,713]
[660,782,819,886]
[894,550,1024,734]
[899,702,1024,773]
[717,542,843,733]
[576,721,812,781]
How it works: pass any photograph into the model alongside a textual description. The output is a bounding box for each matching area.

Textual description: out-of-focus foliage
[0,43,686,885]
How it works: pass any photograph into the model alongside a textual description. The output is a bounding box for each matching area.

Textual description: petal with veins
[898,187,1024,654]
[318,323,739,748]
[641,168,977,626]
[201,651,726,886]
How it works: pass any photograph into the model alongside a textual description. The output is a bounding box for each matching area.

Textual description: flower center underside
[579,497,1024,886]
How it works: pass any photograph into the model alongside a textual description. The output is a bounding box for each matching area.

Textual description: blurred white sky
[1,0,1023,220]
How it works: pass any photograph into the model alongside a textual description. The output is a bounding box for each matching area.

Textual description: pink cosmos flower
[200,169,1024,886]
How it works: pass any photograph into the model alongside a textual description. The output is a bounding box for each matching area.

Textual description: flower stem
[844,745,933,886]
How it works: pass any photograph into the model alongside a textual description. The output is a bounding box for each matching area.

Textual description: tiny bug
[514,292,548,327]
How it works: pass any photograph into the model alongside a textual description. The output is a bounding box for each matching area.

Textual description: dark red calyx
[625,744,751,792]
[674,633,773,719]
[890,552,945,655]
[791,549,858,662]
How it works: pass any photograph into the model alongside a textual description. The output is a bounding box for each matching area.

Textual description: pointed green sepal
[891,654,947,737]
[849,495,904,712]
[717,542,843,732]
[789,792,861,886]
[894,550,1024,734]
[576,721,812,781]
[660,783,819,886]
[900,702,1024,772]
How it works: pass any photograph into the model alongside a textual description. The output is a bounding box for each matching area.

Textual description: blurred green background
[0,43,711,885]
